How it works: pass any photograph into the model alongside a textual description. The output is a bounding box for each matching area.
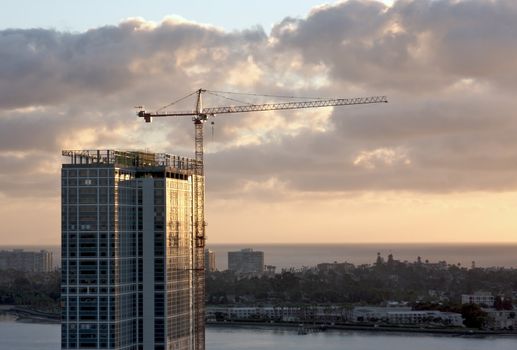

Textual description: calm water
[1,317,517,350]
[2,243,517,270]
[0,315,59,350]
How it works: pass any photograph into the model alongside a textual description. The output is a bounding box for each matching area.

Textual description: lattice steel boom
[139,94,388,119]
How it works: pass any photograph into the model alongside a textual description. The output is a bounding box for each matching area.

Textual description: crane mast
[137,88,387,350]
[192,91,206,350]
[193,90,206,250]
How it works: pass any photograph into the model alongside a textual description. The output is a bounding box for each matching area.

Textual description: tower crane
[136,89,387,350]
[137,88,387,249]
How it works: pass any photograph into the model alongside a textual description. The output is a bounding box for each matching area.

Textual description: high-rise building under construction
[61,150,205,350]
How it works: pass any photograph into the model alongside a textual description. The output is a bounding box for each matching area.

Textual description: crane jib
[142,96,388,118]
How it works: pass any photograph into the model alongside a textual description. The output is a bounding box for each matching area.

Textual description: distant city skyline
[2,242,517,269]
[1,0,517,245]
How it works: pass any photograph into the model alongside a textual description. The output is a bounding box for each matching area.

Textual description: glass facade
[61,150,205,350]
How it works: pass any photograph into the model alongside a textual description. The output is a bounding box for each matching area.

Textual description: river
[1,315,517,350]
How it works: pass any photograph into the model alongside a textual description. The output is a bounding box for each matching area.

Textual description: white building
[352,307,464,327]
[353,306,411,322]
[461,292,495,306]
[207,305,464,327]
[206,306,301,322]
[387,311,463,327]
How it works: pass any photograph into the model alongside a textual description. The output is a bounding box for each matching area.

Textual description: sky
[0,0,394,32]
[1,0,517,245]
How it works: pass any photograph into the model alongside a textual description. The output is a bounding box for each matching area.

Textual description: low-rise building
[206,306,301,322]
[386,311,463,327]
[352,306,464,327]
[207,305,464,327]
[484,308,517,330]
[461,292,495,306]
[353,306,411,322]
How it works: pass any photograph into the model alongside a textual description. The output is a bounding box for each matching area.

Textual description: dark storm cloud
[1,0,517,199]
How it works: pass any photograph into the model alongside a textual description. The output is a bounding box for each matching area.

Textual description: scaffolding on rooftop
[62,149,199,171]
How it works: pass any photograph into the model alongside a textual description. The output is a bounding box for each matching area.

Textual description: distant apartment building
[205,249,216,272]
[228,248,264,274]
[0,249,53,272]
[461,292,495,306]
[61,150,205,350]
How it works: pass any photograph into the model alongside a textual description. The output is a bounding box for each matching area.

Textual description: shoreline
[207,321,517,337]
[2,307,516,338]
[0,305,60,324]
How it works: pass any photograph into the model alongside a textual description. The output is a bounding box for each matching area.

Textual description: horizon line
[2,241,517,247]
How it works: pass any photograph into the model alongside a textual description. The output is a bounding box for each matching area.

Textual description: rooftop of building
[62,149,198,171]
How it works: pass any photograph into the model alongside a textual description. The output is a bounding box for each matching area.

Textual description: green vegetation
[206,261,517,329]
[1,256,516,329]
[0,270,60,313]
[207,262,517,306]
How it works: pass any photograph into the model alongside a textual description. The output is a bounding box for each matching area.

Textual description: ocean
[2,243,516,270]
[209,243,517,271]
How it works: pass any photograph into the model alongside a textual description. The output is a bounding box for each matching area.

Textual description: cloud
[271,0,517,92]
[1,0,517,201]
[353,147,411,169]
